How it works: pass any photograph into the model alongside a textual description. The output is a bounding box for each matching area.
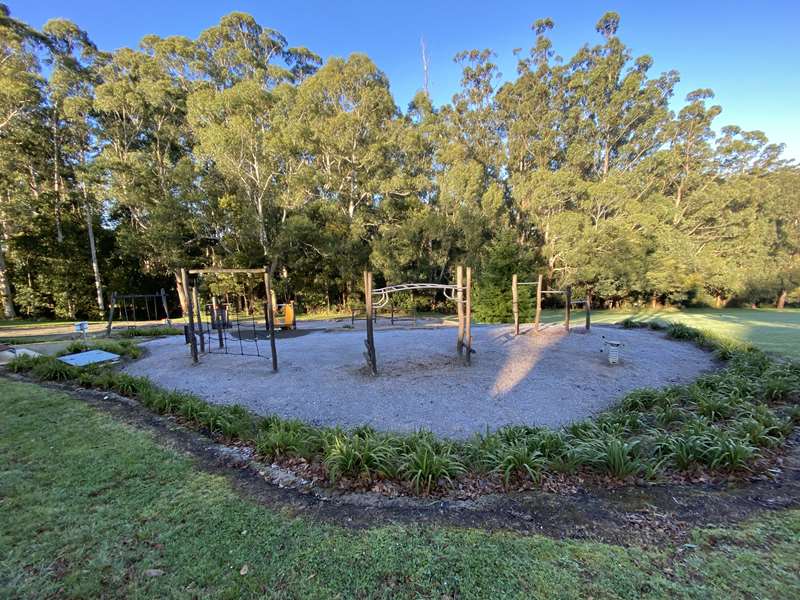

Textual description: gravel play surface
[123,324,718,439]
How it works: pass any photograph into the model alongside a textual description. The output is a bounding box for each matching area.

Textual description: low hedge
[118,326,184,338]
[6,326,800,494]
[58,338,143,360]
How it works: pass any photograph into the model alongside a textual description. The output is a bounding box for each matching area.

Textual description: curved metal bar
[373,291,390,309]
[372,283,465,294]
[372,282,467,304]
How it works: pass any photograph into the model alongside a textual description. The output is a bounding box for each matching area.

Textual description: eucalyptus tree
[284,53,407,292]
[0,4,45,317]
[40,18,107,310]
[94,42,199,312]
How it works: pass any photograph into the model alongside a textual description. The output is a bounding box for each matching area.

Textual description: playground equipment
[182,267,278,372]
[274,301,296,330]
[362,266,472,375]
[604,340,622,364]
[105,289,171,336]
[511,274,591,335]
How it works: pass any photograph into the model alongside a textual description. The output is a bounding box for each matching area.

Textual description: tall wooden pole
[181,268,198,363]
[565,285,572,333]
[212,295,224,348]
[585,292,592,332]
[192,285,205,353]
[465,267,472,366]
[456,265,464,355]
[160,288,171,325]
[105,291,117,337]
[534,274,543,332]
[512,273,519,335]
[263,268,278,372]
[363,270,377,375]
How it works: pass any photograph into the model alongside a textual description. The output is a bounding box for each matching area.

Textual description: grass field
[519,307,799,360]
[1,378,800,599]
[2,307,799,598]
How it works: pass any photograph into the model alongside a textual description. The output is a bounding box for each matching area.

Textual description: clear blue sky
[12,1,800,160]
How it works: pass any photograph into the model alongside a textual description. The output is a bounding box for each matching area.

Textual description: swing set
[105,289,171,336]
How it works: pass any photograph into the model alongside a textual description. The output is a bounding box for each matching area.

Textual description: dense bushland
[0,8,798,322]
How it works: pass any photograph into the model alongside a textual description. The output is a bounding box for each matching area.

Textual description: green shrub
[485,441,546,486]
[662,434,709,470]
[30,357,79,381]
[6,354,38,373]
[704,435,757,471]
[666,322,700,341]
[400,440,466,493]
[119,326,183,338]
[575,436,643,478]
[323,432,398,481]
[255,420,322,460]
[207,405,256,440]
[62,338,143,359]
[621,388,661,411]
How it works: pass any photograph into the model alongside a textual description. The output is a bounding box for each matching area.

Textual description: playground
[123,322,717,437]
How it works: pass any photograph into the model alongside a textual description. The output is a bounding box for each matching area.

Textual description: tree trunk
[83,194,104,313]
[175,271,189,316]
[52,117,64,244]
[714,294,723,309]
[776,289,787,309]
[0,233,15,319]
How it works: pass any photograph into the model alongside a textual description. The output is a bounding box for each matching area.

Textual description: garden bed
[5,323,799,497]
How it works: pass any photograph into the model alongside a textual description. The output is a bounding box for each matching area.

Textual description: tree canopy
[0,6,797,319]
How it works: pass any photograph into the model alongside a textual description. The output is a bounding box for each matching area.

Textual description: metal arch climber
[362,267,473,376]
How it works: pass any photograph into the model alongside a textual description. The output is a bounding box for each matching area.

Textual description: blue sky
[12,1,800,160]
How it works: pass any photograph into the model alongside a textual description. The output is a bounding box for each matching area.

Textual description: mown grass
[1,378,799,599]
[532,306,800,359]
[8,324,800,493]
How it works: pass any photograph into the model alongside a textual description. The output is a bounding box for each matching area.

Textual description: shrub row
[60,338,144,359]
[6,326,800,494]
[117,326,184,338]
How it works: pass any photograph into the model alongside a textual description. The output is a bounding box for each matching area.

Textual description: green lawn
[529,307,800,360]
[2,378,799,599]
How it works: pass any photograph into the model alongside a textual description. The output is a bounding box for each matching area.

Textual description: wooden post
[181,269,198,364]
[465,267,472,366]
[585,292,592,331]
[263,268,278,372]
[534,274,543,332]
[192,285,205,353]
[456,265,464,355]
[160,288,171,325]
[565,286,572,333]
[512,273,519,335]
[105,291,117,337]
[363,270,377,375]
[212,295,224,348]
